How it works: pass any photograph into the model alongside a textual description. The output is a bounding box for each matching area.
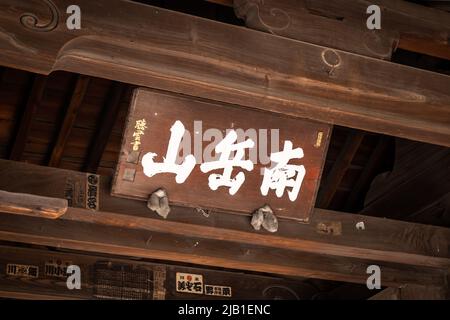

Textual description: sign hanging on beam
[112,89,331,222]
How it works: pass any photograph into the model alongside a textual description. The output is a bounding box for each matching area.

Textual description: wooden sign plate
[112,89,331,222]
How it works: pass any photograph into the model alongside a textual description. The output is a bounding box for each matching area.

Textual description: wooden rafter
[0,244,316,300]
[84,82,125,173]
[8,74,46,161]
[48,75,90,167]
[317,131,365,208]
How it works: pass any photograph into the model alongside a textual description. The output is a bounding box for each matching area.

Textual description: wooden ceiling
[0,0,449,300]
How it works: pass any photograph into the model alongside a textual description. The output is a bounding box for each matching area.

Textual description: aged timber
[0,190,67,218]
[0,244,314,300]
[234,0,450,60]
[0,159,449,287]
[0,0,449,146]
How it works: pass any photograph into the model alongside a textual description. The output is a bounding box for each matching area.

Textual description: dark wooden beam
[317,131,365,208]
[84,82,125,173]
[0,0,449,146]
[234,0,450,60]
[0,244,315,300]
[0,212,445,287]
[8,74,46,161]
[48,75,90,167]
[0,160,449,276]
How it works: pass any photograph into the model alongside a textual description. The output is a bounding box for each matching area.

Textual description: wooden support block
[0,190,67,219]
[0,213,446,287]
[84,82,126,173]
[8,74,46,160]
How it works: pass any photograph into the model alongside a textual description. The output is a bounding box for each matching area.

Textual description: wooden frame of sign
[112,89,331,222]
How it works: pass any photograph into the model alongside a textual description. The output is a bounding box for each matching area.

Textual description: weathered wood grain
[8,74,46,160]
[84,82,126,173]
[0,189,67,218]
[48,74,90,167]
[0,159,449,271]
[0,244,316,300]
[0,213,446,287]
[317,132,364,208]
[234,0,450,60]
[0,0,449,146]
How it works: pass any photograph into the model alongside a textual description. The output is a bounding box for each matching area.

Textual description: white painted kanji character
[200,130,254,195]
[260,140,306,201]
[141,120,195,183]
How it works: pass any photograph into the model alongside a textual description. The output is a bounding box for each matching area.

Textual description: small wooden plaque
[112,89,331,222]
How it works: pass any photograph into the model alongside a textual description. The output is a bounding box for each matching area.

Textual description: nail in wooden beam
[84,82,126,173]
[0,190,67,219]
[48,75,91,167]
[317,131,365,208]
[9,74,47,161]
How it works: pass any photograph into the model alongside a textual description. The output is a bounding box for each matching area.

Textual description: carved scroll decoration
[235,0,291,35]
[20,0,59,32]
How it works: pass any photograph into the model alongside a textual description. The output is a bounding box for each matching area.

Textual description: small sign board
[112,89,330,222]
[176,272,203,295]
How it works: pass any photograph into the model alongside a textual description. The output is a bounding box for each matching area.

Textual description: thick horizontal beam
[234,0,450,60]
[0,159,448,287]
[0,0,449,146]
[0,213,445,288]
[0,244,313,300]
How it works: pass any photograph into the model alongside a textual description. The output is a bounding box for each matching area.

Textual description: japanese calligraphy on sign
[45,260,72,278]
[176,272,204,294]
[6,264,39,278]
[131,119,147,151]
[205,284,232,297]
[112,89,331,222]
